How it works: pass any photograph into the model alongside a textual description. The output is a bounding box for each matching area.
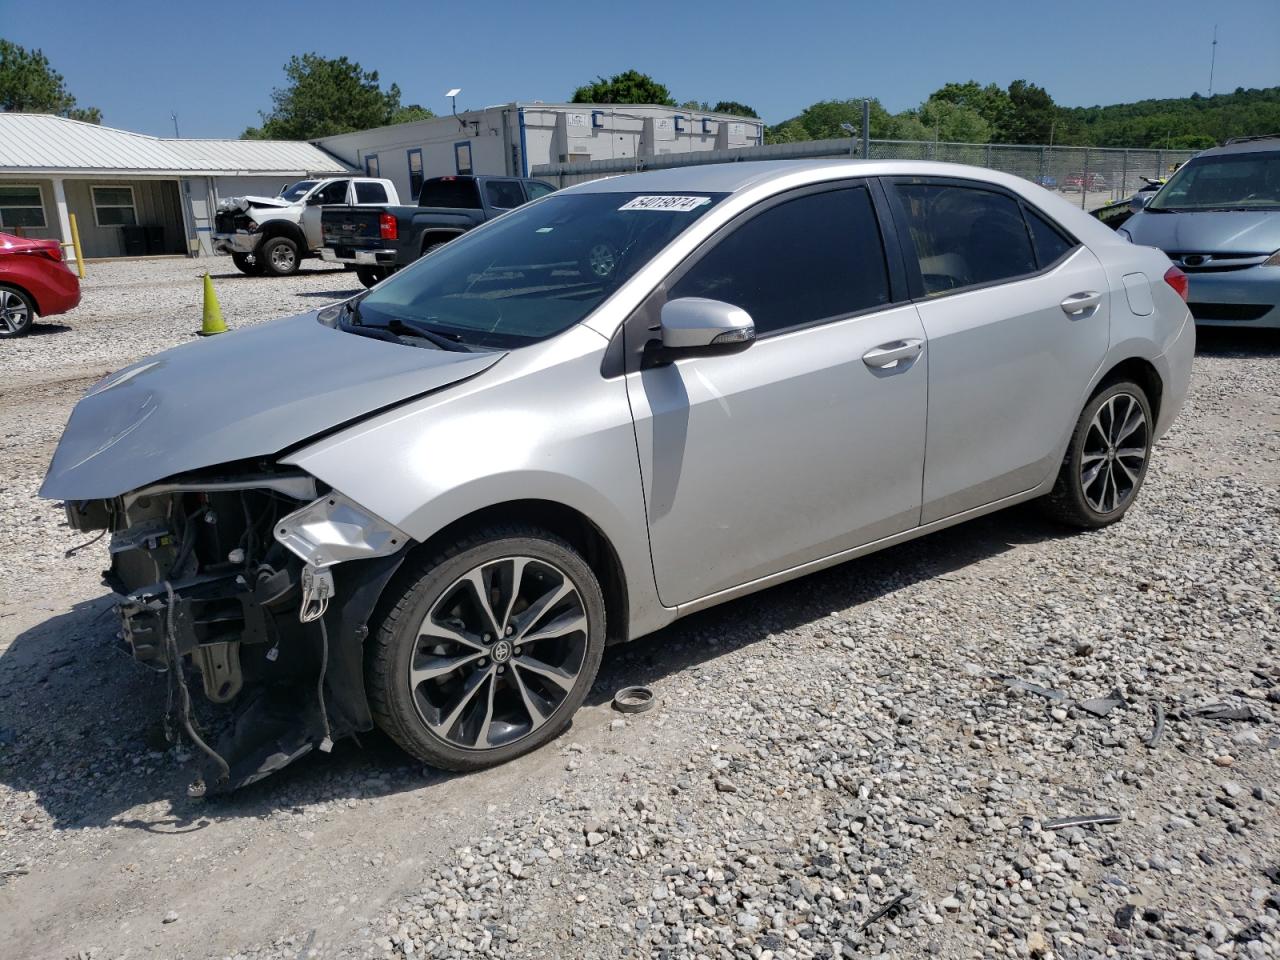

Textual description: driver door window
[312,180,350,205]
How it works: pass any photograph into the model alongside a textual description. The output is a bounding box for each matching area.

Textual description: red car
[0,232,81,338]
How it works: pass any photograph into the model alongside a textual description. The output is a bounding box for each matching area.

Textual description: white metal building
[317,102,765,203]
[0,114,350,258]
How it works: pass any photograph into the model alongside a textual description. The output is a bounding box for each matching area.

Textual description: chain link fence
[533,139,1197,211]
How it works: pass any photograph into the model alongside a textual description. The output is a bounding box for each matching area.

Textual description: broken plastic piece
[860,891,909,931]
[1043,813,1121,830]
[1003,678,1068,701]
[1190,702,1257,722]
[1146,703,1166,748]
[1079,688,1127,717]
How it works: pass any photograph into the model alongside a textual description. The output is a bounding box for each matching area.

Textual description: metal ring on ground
[612,686,655,714]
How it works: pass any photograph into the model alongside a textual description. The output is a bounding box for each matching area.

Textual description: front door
[301,179,350,251]
[626,183,929,607]
[885,179,1111,522]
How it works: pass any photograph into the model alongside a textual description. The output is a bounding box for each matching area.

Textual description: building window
[454,141,473,175]
[0,184,47,229]
[92,185,137,227]
[407,148,424,199]
[365,155,380,177]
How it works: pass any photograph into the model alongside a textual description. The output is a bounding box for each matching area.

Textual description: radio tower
[1208,24,1218,96]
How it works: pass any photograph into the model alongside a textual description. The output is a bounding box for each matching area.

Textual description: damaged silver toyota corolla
[41,161,1194,794]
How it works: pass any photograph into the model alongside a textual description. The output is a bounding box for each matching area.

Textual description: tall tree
[1004,79,1057,144]
[928,81,1011,138]
[712,100,759,118]
[766,98,892,143]
[0,39,101,123]
[916,98,992,143]
[571,70,675,106]
[244,54,432,139]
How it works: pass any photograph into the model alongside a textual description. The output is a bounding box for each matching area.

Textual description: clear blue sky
[2,0,1277,138]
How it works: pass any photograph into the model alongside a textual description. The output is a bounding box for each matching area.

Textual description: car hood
[218,195,296,214]
[1125,208,1280,255]
[40,312,503,501]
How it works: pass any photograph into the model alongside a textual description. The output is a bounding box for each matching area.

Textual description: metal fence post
[861,99,871,159]
[1121,150,1128,200]
[1157,149,1165,178]
[1081,148,1090,210]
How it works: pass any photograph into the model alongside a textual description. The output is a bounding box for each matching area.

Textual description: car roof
[563,158,1045,195]
[1194,136,1280,158]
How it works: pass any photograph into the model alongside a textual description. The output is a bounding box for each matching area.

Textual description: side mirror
[305,194,323,206]
[661,296,755,347]
[1129,193,1153,212]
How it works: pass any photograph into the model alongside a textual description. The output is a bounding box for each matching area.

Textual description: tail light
[379,213,398,241]
[1163,265,1188,301]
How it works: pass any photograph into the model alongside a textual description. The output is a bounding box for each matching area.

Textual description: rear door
[625,181,929,606]
[885,177,1110,522]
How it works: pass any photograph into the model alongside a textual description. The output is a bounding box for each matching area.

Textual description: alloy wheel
[408,556,589,750]
[1080,391,1149,513]
[0,289,30,334]
[587,243,616,278]
[271,245,296,271]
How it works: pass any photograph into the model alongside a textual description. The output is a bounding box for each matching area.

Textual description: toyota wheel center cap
[491,639,513,664]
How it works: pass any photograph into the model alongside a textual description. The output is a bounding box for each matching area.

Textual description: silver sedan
[42,160,1195,791]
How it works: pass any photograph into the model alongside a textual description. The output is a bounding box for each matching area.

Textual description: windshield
[1148,151,1280,211]
[279,180,318,201]
[355,191,726,350]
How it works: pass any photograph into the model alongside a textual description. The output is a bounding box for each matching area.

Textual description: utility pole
[1208,24,1218,96]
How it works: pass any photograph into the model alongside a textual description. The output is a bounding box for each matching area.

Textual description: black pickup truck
[321,175,556,286]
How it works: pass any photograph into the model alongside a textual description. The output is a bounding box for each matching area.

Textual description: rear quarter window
[419,179,481,209]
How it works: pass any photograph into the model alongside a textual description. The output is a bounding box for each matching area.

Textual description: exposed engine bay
[65,467,410,795]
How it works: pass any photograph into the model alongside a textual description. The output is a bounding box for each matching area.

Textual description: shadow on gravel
[1194,326,1280,358]
[28,323,72,337]
[0,503,1068,831]
[587,502,1069,707]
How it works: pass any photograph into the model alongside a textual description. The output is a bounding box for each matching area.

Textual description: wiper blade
[386,318,473,352]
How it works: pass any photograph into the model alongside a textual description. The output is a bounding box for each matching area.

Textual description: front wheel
[366,527,606,771]
[259,236,300,276]
[1042,380,1153,528]
[0,284,35,338]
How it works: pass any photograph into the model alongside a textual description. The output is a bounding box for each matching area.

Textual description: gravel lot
[0,258,1277,960]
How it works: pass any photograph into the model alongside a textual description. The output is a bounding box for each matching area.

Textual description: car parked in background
[1121,136,1280,327]
[1062,173,1108,193]
[321,175,556,287]
[213,177,400,277]
[41,160,1193,791]
[0,232,81,338]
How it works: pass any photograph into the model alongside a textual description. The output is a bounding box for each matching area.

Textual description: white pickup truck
[212,177,400,276]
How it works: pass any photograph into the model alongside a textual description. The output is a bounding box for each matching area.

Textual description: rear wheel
[260,236,300,276]
[1043,380,1153,528]
[367,527,606,771]
[231,252,262,275]
[421,239,448,259]
[0,284,35,338]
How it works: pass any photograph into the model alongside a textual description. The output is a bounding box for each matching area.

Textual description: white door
[300,179,350,251]
[626,183,929,607]
[886,179,1111,522]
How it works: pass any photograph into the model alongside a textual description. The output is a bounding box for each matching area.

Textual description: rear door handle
[862,338,923,369]
[1061,291,1102,316]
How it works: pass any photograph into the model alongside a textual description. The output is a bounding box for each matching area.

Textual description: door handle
[862,338,923,369]
[1061,291,1102,316]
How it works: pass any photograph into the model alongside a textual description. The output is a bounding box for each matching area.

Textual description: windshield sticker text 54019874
[619,196,712,212]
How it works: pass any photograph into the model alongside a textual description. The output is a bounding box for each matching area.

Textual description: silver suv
[42,160,1194,792]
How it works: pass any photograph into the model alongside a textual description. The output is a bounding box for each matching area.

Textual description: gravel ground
[0,259,1277,960]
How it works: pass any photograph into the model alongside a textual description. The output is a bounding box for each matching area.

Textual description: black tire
[367,526,606,771]
[0,283,36,338]
[356,266,389,288]
[231,252,262,275]
[259,236,300,276]
[421,239,448,259]
[1042,380,1154,529]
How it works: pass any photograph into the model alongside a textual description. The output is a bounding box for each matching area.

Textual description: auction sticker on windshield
[619,195,712,212]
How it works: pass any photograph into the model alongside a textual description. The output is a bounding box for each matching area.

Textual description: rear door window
[355,181,388,204]
[1024,207,1076,268]
[670,186,891,336]
[892,183,1037,295]
[525,181,555,200]
[485,180,527,210]
[419,178,481,208]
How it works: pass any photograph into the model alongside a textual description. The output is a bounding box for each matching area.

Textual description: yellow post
[68,213,86,279]
[199,272,227,336]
